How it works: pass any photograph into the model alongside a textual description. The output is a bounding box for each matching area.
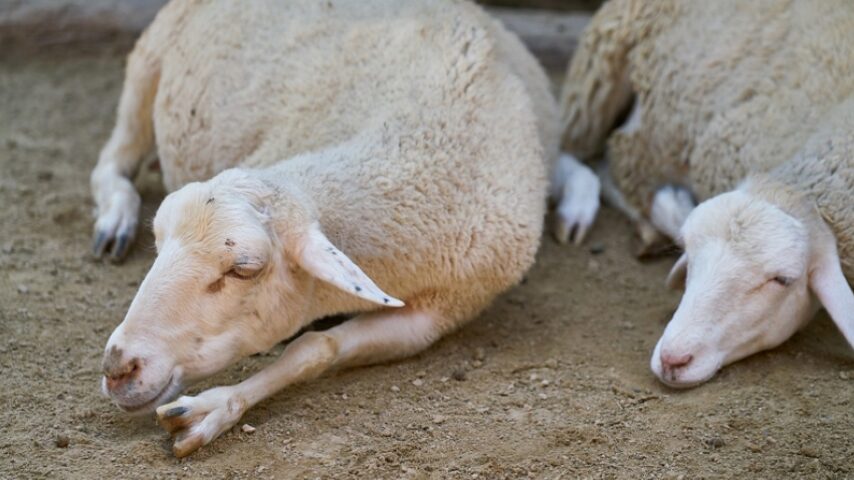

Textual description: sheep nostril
[104,357,142,386]
[661,352,693,370]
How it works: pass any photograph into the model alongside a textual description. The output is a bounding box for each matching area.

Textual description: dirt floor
[1,46,852,480]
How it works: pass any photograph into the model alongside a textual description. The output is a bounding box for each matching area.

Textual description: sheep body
[94,0,559,456]
[752,101,854,278]
[559,0,854,260]
[138,0,559,189]
[101,0,559,321]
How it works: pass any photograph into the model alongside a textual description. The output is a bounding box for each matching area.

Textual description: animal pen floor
[1,47,852,480]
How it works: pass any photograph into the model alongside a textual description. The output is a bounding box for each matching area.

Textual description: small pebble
[390,385,400,392]
[17,284,28,294]
[746,442,762,453]
[840,371,850,380]
[432,415,446,424]
[412,379,424,387]
[451,369,467,382]
[799,446,820,458]
[705,436,725,449]
[55,434,69,448]
[589,242,606,255]
[241,424,256,434]
[473,348,485,361]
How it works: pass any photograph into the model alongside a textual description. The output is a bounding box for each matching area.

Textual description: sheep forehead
[684,192,808,276]
[156,183,259,251]
[155,183,212,239]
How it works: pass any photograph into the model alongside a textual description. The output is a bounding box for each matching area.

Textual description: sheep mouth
[657,375,711,390]
[113,375,181,414]
[655,362,720,389]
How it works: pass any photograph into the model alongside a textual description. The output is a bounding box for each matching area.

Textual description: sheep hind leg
[595,159,666,257]
[90,46,160,260]
[155,307,445,457]
[603,99,693,257]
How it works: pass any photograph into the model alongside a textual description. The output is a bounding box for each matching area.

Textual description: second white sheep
[559,0,854,387]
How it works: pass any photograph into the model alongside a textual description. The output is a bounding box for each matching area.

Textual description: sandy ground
[1,47,852,480]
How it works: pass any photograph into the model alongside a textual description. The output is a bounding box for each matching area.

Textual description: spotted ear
[295,224,404,307]
[809,240,854,349]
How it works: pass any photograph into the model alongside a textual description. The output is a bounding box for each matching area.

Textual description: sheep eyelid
[770,275,794,287]
[206,268,253,294]
[225,268,252,280]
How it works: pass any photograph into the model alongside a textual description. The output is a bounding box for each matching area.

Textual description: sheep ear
[809,245,854,349]
[665,253,688,290]
[295,224,405,307]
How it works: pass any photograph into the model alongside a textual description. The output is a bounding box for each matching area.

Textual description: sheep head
[100,169,402,413]
[651,189,854,388]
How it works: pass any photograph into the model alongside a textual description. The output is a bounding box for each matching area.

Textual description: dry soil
[0,47,852,480]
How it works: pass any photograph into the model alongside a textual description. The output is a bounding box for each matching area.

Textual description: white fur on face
[651,191,815,387]
[102,182,300,411]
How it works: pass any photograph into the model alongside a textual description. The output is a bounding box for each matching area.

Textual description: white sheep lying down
[559,0,854,387]
[91,0,559,457]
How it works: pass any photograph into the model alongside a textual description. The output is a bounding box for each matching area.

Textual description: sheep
[557,0,854,387]
[92,0,559,457]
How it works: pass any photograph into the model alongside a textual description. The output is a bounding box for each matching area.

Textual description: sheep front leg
[552,153,601,245]
[156,308,442,457]
[91,47,159,259]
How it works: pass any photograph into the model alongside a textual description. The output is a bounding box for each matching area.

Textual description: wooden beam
[489,7,590,71]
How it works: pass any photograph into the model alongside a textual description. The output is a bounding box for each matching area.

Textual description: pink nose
[660,351,693,370]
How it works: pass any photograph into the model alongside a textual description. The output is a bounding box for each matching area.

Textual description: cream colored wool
[108,0,558,324]
[559,0,854,276]
[92,0,560,456]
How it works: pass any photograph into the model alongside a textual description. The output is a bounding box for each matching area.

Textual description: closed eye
[225,267,254,280]
[771,275,793,287]
[206,268,253,294]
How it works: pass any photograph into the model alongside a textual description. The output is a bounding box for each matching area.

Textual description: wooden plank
[489,7,590,71]
[1,1,591,71]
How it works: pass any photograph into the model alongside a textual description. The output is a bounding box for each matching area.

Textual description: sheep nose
[102,346,141,391]
[660,351,693,370]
